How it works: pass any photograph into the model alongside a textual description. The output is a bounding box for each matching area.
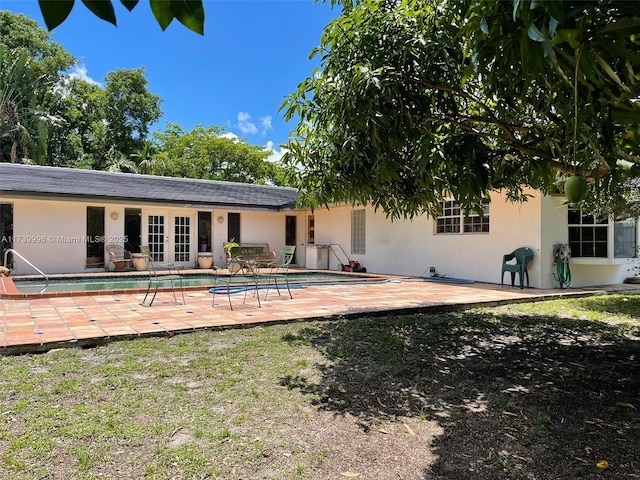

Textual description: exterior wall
[11,199,88,274]
[3,197,290,275]
[218,210,291,266]
[540,195,637,288]
[311,191,545,286]
[3,190,636,287]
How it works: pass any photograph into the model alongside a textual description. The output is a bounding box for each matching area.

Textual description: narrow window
[351,209,366,255]
[307,215,315,244]
[86,206,105,268]
[0,203,13,268]
[198,211,211,252]
[228,212,240,243]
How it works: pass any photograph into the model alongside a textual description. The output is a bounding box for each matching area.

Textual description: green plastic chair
[501,247,534,289]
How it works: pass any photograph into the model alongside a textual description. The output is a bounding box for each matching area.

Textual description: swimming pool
[9,271,387,295]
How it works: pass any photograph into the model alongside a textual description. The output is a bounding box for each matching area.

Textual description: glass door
[146,212,193,265]
[147,214,166,262]
[173,215,191,262]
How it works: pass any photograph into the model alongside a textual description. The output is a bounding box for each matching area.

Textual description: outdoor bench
[227,244,276,268]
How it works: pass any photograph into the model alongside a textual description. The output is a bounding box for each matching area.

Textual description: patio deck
[2,273,639,355]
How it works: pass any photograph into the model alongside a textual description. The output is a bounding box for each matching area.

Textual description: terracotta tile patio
[2,274,639,355]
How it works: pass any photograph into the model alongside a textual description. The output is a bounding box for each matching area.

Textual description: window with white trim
[614,218,637,258]
[436,200,489,234]
[568,207,637,258]
[351,209,366,255]
[568,208,608,258]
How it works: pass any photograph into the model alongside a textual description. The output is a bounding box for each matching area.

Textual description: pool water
[12,272,382,294]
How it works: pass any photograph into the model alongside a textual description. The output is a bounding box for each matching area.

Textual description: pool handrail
[3,248,49,293]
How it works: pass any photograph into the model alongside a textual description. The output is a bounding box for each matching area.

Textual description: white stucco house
[1,163,637,288]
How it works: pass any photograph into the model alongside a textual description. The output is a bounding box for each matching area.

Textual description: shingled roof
[0,164,300,211]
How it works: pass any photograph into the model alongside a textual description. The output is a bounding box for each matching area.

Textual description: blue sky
[1,0,341,160]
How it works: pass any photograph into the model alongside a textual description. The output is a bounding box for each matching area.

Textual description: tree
[0,12,75,163]
[155,123,287,185]
[37,0,205,35]
[101,68,163,166]
[0,11,76,85]
[46,76,107,168]
[282,0,640,219]
[131,140,165,175]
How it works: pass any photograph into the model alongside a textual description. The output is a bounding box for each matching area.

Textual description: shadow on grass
[281,308,639,479]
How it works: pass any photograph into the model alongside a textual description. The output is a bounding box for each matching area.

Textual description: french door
[145,213,192,264]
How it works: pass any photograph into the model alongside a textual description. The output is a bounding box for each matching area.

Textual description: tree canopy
[282,0,640,219]
[155,124,287,185]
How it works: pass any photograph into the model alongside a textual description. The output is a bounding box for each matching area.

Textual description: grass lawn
[0,294,638,479]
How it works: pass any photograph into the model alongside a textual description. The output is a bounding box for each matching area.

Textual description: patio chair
[264,245,296,300]
[210,256,261,310]
[105,244,132,271]
[501,247,534,289]
[139,246,185,306]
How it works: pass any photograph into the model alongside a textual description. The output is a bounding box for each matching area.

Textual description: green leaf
[543,0,564,23]
[512,0,522,21]
[527,23,546,42]
[170,0,204,35]
[81,0,117,26]
[480,17,488,35]
[593,52,631,93]
[150,0,174,30]
[150,0,204,34]
[120,0,139,12]
[39,0,75,30]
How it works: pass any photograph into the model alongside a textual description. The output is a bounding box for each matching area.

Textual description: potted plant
[223,239,240,272]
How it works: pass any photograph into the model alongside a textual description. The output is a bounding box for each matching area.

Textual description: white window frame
[568,207,637,261]
[435,200,489,234]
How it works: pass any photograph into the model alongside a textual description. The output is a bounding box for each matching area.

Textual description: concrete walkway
[2,278,639,355]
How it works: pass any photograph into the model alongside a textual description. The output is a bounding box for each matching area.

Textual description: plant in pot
[223,239,240,272]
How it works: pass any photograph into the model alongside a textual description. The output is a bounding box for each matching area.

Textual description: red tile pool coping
[2,270,639,355]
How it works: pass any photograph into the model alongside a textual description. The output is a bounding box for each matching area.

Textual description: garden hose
[555,257,571,289]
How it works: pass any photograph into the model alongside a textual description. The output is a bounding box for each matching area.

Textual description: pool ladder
[3,248,49,293]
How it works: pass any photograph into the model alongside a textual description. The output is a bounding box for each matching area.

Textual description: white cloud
[260,116,273,135]
[236,112,275,136]
[264,140,287,163]
[237,112,258,135]
[219,131,239,141]
[67,65,101,87]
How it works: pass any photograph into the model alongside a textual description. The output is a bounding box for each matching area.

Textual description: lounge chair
[105,244,132,271]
